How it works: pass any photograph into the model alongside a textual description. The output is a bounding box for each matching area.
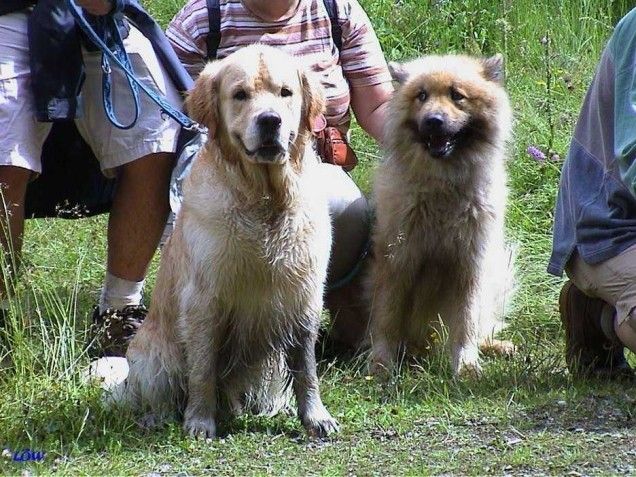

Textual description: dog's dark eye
[233,89,248,101]
[450,88,465,101]
[281,87,293,97]
[417,90,427,102]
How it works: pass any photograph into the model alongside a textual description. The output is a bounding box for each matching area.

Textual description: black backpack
[0,0,36,16]
[204,0,343,60]
[25,122,117,218]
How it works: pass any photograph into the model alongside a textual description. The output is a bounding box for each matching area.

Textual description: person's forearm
[350,82,393,145]
[359,101,390,145]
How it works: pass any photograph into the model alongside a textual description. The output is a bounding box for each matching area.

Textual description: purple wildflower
[527,145,547,162]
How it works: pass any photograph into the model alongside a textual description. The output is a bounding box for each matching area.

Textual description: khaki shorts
[0,12,181,177]
[565,244,636,326]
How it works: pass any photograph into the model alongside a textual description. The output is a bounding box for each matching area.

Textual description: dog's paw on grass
[302,408,340,438]
[183,415,217,440]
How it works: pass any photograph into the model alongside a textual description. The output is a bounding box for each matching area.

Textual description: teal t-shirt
[611,9,636,195]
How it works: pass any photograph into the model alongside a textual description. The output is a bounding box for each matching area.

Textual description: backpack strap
[206,0,221,60]
[322,0,342,53]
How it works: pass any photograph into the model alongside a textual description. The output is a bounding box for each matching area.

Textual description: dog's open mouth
[424,134,456,158]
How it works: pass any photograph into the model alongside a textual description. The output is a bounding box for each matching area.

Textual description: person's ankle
[99,271,145,313]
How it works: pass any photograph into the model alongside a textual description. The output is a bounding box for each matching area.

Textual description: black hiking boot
[87,304,147,358]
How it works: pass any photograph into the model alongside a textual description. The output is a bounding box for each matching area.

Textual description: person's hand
[75,0,113,16]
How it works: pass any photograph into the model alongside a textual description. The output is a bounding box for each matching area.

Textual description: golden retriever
[368,54,515,377]
[123,44,338,438]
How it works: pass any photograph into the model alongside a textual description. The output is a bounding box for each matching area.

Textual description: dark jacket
[0,0,35,15]
[27,0,193,121]
[1,0,194,217]
[548,8,636,275]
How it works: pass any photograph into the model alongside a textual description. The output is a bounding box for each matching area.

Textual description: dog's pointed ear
[388,61,410,85]
[300,69,326,132]
[482,54,505,84]
[185,62,222,133]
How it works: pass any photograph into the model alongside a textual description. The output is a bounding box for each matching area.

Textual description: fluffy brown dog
[123,45,338,438]
[368,54,515,377]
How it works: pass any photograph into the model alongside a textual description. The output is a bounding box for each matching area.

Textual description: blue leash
[66,0,205,133]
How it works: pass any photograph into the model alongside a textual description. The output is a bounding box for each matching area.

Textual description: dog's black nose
[257,111,282,135]
[423,114,445,130]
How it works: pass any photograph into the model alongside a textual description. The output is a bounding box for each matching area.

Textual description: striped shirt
[166,0,392,128]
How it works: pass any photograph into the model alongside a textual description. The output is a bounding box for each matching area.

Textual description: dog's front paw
[301,407,339,438]
[183,415,217,439]
[455,361,483,379]
[480,338,517,358]
[452,343,482,378]
[368,345,395,380]
[138,412,164,430]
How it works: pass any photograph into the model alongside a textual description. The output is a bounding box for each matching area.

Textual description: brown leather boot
[559,281,633,378]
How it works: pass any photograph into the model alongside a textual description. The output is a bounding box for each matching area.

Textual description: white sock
[99,272,145,313]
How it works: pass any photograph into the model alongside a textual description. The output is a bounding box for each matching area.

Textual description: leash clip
[184,123,208,135]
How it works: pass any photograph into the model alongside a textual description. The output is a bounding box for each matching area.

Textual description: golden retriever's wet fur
[368,54,515,377]
[124,45,338,438]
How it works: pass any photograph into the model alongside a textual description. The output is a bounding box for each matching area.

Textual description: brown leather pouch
[313,117,358,171]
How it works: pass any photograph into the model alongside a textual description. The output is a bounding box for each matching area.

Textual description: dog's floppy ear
[388,61,410,85]
[300,69,326,131]
[482,54,505,84]
[185,62,222,133]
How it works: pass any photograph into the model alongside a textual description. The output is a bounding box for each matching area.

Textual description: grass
[2,0,636,475]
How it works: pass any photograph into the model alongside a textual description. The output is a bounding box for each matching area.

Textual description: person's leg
[75,26,180,356]
[0,167,31,277]
[558,278,621,376]
[587,248,636,357]
[75,25,181,315]
[0,12,50,297]
[319,163,371,351]
[615,320,636,354]
[105,151,173,282]
[83,152,174,357]
[564,245,636,376]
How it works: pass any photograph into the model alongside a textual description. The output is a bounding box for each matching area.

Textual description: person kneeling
[549,8,636,378]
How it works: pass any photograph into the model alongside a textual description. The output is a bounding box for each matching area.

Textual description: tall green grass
[1,1,635,474]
